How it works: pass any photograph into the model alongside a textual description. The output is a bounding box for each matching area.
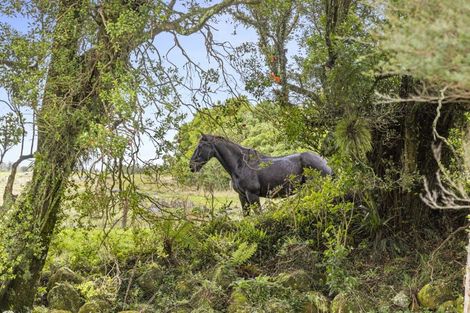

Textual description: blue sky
[0,5,260,163]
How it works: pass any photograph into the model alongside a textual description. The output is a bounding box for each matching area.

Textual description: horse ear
[200,133,207,140]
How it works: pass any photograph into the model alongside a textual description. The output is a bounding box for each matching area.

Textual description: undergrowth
[39,175,466,312]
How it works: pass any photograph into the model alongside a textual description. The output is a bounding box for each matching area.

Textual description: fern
[230,242,257,266]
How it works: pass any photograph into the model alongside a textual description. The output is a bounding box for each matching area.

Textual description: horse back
[300,152,333,176]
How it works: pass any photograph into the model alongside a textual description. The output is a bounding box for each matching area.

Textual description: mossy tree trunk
[369,77,459,230]
[0,134,79,310]
[465,231,470,313]
[0,1,89,310]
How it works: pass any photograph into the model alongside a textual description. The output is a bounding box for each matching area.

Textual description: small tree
[0,113,22,164]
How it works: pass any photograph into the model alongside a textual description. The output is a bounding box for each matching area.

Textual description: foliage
[0,112,23,163]
[0,0,261,308]
[34,179,465,312]
[322,244,357,295]
[229,242,258,267]
[230,276,304,311]
[152,218,200,262]
[381,0,470,216]
[77,277,119,303]
[335,116,372,159]
[380,0,470,91]
[46,228,158,271]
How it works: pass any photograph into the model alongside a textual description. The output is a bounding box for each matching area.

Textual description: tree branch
[149,0,260,37]
[285,82,322,104]
[1,154,34,212]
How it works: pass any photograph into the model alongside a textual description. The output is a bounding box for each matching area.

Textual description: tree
[233,0,468,236]
[381,0,470,309]
[0,113,22,165]
[231,0,305,104]
[0,0,258,311]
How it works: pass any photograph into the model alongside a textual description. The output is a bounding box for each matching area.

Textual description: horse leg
[245,191,261,215]
[239,192,260,216]
[239,193,250,217]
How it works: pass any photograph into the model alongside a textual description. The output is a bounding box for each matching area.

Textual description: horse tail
[301,152,333,177]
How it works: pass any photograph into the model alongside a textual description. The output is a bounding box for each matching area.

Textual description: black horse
[189,134,333,216]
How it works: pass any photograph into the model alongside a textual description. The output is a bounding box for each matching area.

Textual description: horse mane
[204,134,266,157]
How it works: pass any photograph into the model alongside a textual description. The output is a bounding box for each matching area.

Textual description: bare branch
[285,82,322,104]
[149,0,260,37]
[421,88,470,211]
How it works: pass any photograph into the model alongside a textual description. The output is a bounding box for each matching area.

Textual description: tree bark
[0,147,77,310]
[465,126,470,313]
[0,1,85,308]
[1,154,33,211]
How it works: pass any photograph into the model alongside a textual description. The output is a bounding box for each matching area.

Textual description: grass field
[0,170,285,227]
[0,171,32,206]
[0,170,242,215]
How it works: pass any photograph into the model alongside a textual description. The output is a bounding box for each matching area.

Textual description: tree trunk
[369,77,458,230]
[0,1,86,310]
[1,154,34,211]
[0,141,78,310]
[465,126,470,313]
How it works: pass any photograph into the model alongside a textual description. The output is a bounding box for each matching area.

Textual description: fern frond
[230,242,257,266]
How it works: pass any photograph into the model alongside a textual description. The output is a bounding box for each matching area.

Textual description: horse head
[189,134,216,172]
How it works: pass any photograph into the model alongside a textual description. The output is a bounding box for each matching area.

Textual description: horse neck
[212,140,245,176]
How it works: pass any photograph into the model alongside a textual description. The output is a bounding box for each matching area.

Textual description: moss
[265,300,292,312]
[455,297,464,311]
[303,291,329,313]
[128,303,155,313]
[228,289,250,313]
[48,267,83,290]
[227,277,302,312]
[391,290,411,308]
[77,300,111,313]
[277,269,312,292]
[436,296,464,313]
[175,279,192,298]
[136,263,163,294]
[417,282,454,309]
[47,283,84,313]
[437,300,457,313]
[191,303,217,313]
[330,293,360,313]
[172,308,193,313]
[32,307,49,313]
